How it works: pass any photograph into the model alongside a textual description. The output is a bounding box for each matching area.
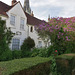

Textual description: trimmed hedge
[11,61,51,75]
[0,57,51,75]
[56,54,75,75]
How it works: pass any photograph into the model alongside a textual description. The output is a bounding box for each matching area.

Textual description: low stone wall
[11,61,51,75]
[56,54,75,75]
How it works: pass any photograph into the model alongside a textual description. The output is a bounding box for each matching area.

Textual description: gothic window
[20,18,24,30]
[30,26,33,32]
[10,15,15,25]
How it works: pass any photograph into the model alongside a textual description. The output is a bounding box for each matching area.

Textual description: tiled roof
[25,12,43,25]
[0,1,12,16]
[0,1,44,25]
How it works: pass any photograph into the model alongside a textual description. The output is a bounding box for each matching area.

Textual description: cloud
[30,0,75,21]
[1,0,75,21]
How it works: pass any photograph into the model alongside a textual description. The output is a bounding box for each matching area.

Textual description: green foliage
[0,50,12,61]
[21,37,35,51]
[21,51,31,57]
[31,48,39,57]
[0,18,8,54]
[6,28,15,45]
[12,50,22,59]
[31,47,55,57]
[36,17,75,54]
[65,41,75,53]
[31,48,48,57]
[31,46,59,57]
[0,17,14,56]
[38,48,49,57]
[47,45,55,56]
[0,57,51,75]
[56,54,75,75]
[50,56,57,75]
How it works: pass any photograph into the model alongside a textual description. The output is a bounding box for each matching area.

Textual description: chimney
[31,11,34,17]
[12,0,17,6]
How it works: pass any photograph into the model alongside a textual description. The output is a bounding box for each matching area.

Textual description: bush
[21,37,35,51]
[0,57,51,75]
[38,48,48,57]
[31,47,51,57]
[12,50,22,59]
[56,54,75,75]
[21,51,31,57]
[65,41,75,53]
[0,50,12,61]
[31,48,39,57]
[0,18,14,55]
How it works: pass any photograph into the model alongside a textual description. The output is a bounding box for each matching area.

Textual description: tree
[35,17,75,54]
[0,17,14,55]
[21,37,35,51]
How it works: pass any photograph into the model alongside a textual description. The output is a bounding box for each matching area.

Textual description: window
[20,18,24,30]
[38,41,42,48]
[12,39,20,50]
[10,15,15,25]
[30,26,33,32]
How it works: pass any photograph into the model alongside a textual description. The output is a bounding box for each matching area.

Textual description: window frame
[20,18,25,30]
[12,38,20,50]
[38,41,42,48]
[10,15,15,26]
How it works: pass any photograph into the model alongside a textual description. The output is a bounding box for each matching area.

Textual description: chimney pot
[12,0,17,6]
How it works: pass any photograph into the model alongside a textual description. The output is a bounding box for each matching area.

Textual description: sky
[0,0,75,21]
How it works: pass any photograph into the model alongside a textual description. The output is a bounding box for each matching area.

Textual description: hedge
[56,54,75,75]
[0,57,51,75]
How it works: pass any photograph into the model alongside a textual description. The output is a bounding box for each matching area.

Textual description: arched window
[30,26,33,32]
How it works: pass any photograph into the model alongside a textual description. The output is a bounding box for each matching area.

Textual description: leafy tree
[0,17,14,55]
[21,37,35,51]
[35,17,75,54]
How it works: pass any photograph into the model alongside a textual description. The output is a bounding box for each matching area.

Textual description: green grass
[0,57,51,75]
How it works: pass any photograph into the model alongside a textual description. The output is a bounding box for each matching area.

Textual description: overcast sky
[0,0,75,21]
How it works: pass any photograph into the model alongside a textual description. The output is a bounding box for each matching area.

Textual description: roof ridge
[25,12,42,21]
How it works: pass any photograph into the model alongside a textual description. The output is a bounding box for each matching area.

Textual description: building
[0,0,50,50]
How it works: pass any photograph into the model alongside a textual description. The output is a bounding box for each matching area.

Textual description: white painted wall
[0,3,28,50]
[0,2,50,50]
[28,24,46,48]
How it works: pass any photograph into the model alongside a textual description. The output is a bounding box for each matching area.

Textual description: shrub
[31,47,51,57]
[56,54,75,75]
[21,37,35,51]
[0,50,12,61]
[47,45,55,56]
[0,57,51,75]
[21,51,31,57]
[38,48,48,57]
[0,18,14,55]
[65,41,75,53]
[12,50,22,59]
[31,48,39,57]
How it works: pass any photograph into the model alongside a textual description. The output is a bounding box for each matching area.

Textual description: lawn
[0,57,51,75]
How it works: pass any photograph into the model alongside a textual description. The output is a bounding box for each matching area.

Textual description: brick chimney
[31,11,34,17]
[12,0,17,6]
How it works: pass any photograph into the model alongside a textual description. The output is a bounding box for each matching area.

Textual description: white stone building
[0,0,50,50]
